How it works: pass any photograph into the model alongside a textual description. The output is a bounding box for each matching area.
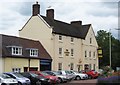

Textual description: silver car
[43,71,68,83]
[70,70,88,80]
[0,73,18,85]
[4,72,31,85]
[57,71,75,81]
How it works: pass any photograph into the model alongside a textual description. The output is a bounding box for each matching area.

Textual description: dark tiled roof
[41,15,91,39]
[1,34,52,60]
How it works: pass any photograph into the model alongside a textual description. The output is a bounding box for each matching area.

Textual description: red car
[81,70,98,79]
[31,71,60,84]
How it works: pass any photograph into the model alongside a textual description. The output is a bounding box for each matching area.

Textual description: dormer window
[10,46,22,55]
[30,49,38,57]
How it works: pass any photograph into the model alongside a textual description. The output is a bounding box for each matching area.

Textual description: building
[19,2,99,71]
[0,34,52,73]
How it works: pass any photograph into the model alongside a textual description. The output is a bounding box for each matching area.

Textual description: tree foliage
[96,30,120,70]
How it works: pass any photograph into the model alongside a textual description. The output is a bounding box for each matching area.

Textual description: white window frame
[30,49,38,57]
[12,46,22,55]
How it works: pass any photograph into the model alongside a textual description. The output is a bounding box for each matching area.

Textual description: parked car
[57,70,75,81]
[0,73,18,85]
[43,71,67,83]
[31,71,60,84]
[69,70,88,80]
[4,72,31,85]
[20,72,50,85]
[80,70,99,79]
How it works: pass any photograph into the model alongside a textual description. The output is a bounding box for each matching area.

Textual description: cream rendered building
[19,2,99,71]
[0,34,52,72]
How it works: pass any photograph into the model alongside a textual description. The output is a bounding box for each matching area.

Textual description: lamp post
[109,29,111,68]
[109,28,120,68]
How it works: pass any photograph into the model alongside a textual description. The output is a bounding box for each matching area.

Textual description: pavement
[59,79,97,85]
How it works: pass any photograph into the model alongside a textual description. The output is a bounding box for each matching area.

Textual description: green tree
[96,30,120,70]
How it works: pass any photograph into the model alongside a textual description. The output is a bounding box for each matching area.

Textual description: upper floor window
[59,35,62,41]
[30,49,38,57]
[90,38,92,44]
[59,48,62,56]
[93,52,96,58]
[71,49,74,56]
[85,50,87,57]
[12,46,22,55]
[71,37,74,42]
[89,51,91,57]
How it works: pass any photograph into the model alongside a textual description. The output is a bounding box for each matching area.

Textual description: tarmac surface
[59,79,97,85]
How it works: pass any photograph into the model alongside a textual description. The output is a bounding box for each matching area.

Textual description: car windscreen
[13,73,24,78]
[53,71,60,75]
[30,73,39,77]
[41,72,49,76]
[0,74,11,79]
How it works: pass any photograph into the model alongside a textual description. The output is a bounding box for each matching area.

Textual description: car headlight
[41,78,45,81]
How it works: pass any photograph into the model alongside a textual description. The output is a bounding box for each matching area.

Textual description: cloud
[0,0,118,39]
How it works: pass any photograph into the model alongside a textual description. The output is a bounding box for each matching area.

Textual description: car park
[31,71,60,84]
[4,72,31,85]
[20,72,50,85]
[43,71,68,83]
[69,70,88,80]
[0,73,18,85]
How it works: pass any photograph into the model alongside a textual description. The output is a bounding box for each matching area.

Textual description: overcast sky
[0,0,119,39]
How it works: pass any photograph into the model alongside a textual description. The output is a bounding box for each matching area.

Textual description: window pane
[58,63,62,70]
[30,49,38,57]
[71,37,74,42]
[59,35,62,40]
[71,49,73,56]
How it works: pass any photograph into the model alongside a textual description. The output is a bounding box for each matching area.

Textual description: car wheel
[76,76,81,80]
[18,82,22,85]
[1,83,7,85]
[58,78,63,83]
[88,75,92,79]
[36,80,41,85]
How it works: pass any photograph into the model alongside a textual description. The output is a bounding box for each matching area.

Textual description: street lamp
[109,28,120,68]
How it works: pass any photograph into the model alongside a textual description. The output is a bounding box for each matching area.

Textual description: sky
[0,0,119,39]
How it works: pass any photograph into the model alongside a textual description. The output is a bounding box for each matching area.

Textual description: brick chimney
[32,1,40,16]
[71,21,82,27]
[46,9,54,19]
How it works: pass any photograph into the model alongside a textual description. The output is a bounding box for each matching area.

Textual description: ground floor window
[70,63,74,70]
[93,64,96,70]
[77,65,82,72]
[12,68,21,73]
[84,64,89,71]
[40,59,52,71]
[58,63,62,70]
